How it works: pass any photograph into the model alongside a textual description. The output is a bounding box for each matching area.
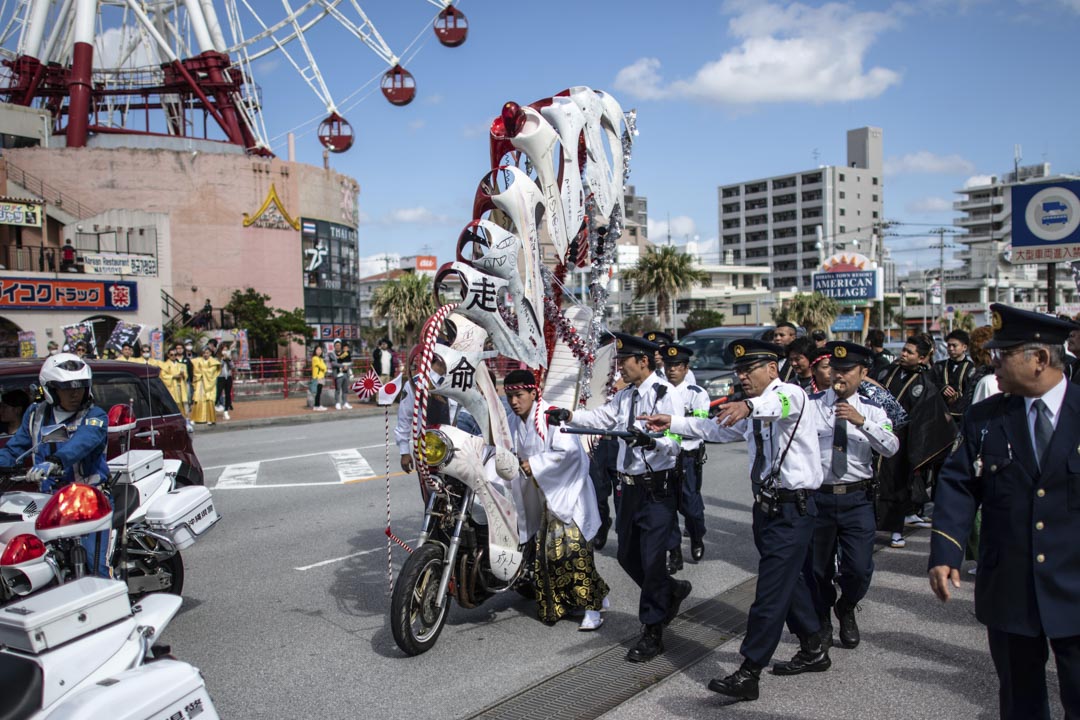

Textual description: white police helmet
[39,353,93,406]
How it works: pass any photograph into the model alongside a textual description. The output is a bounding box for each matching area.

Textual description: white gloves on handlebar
[28,461,60,483]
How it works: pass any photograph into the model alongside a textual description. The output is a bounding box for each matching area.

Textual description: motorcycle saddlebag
[37,659,220,720]
[145,486,219,550]
[0,577,130,654]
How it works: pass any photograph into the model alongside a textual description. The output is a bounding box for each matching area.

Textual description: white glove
[28,461,60,483]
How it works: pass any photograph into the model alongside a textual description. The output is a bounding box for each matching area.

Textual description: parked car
[680,326,781,406]
[0,359,203,485]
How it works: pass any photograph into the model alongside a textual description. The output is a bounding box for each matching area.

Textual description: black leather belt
[619,469,675,486]
[773,488,809,503]
[816,479,872,495]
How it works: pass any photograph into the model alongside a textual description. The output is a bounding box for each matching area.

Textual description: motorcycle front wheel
[390,543,450,656]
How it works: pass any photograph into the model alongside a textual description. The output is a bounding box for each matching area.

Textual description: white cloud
[462,121,492,139]
[1059,0,1080,13]
[906,196,953,214]
[682,236,723,262]
[424,93,444,105]
[884,151,976,176]
[382,207,451,225]
[963,174,996,188]
[614,1,901,105]
[647,215,697,241]
[407,119,426,133]
[358,253,400,279]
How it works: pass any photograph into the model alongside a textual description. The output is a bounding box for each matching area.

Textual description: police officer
[929,304,1080,720]
[644,330,698,387]
[547,333,691,663]
[660,342,710,573]
[809,342,899,649]
[641,339,826,701]
[931,329,977,422]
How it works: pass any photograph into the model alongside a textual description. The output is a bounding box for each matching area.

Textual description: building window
[872,211,879,219]
[839,191,845,199]
[872,194,878,202]
[839,208,846,216]
[839,173,846,182]
[733,302,751,316]
[839,225,846,233]
[872,177,878,185]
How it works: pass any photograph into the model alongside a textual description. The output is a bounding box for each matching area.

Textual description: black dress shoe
[819,620,834,650]
[690,541,704,562]
[835,599,861,648]
[708,661,761,701]
[772,634,831,676]
[593,521,610,551]
[665,579,692,625]
[626,624,664,662]
[667,547,683,574]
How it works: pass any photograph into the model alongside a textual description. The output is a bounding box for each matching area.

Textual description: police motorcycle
[0,576,219,720]
[0,403,218,602]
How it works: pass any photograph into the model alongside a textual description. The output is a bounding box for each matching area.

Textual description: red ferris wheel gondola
[382,64,416,106]
[318,112,354,153]
[434,6,468,48]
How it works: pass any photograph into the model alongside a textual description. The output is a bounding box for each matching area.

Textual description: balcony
[953,196,1004,211]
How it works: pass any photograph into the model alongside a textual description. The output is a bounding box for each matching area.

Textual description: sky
[234,0,1079,279]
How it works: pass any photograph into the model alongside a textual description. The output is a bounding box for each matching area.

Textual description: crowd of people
[392,304,1078,717]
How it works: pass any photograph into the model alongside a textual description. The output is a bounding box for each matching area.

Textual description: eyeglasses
[989,346,1028,362]
[734,361,768,377]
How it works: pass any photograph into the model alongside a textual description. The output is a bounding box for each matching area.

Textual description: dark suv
[680,326,782,405]
[0,359,203,485]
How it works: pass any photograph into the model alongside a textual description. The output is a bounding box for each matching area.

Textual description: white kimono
[508,399,602,542]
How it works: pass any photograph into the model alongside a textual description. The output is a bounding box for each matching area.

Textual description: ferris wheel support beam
[181,0,214,54]
[18,0,51,58]
[40,0,70,61]
[198,0,227,52]
[66,0,97,147]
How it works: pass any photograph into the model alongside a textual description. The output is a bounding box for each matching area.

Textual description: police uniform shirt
[671,378,823,491]
[810,389,900,483]
[670,380,710,452]
[394,371,453,455]
[1025,375,1067,441]
[571,372,680,474]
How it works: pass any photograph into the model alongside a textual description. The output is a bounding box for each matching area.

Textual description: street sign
[831,314,863,332]
[1010,180,1080,264]
[812,253,883,305]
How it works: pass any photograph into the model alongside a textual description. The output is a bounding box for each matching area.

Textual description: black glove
[545,407,572,426]
[627,427,656,450]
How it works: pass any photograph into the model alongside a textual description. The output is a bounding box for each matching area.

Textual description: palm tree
[619,246,707,331]
[939,309,976,333]
[370,272,437,348]
[773,292,841,334]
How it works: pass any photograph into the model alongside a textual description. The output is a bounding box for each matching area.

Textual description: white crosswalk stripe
[215,462,261,489]
[328,449,375,483]
[212,448,379,490]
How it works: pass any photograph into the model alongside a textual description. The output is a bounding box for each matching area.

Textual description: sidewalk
[192,395,388,433]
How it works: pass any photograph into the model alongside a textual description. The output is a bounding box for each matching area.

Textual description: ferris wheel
[0,0,468,154]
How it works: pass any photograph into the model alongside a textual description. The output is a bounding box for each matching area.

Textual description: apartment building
[718,127,885,290]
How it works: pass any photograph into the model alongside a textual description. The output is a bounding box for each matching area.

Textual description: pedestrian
[785,337,816,391]
[372,337,397,384]
[808,342,900,650]
[640,338,827,701]
[931,329,977,423]
[929,304,1080,720]
[1066,323,1080,383]
[807,346,832,393]
[161,346,188,415]
[190,345,220,425]
[874,334,954,547]
[215,345,234,420]
[395,354,452,474]
[182,341,195,412]
[504,369,609,631]
[811,329,828,348]
[659,342,709,573]
[547,333,691,663]
[330,339,353,410]
[865,329,895,378]
[311,344,327,412]
[644,330,696,385]
[119,342,134,361]
[46,340,59,356]
[772,322,798,382]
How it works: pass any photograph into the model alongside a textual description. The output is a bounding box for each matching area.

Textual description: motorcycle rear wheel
[390,544,450,656]
[124,542,185,599]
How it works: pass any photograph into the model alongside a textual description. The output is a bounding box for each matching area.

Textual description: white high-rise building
[718,127,885,291]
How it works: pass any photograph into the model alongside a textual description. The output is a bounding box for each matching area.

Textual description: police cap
[729,338,784,367]
[613,332,659,359]
[642,330,674,344]
[825,341,873,369]
[659,343,693,365]
[984,303,1080,349]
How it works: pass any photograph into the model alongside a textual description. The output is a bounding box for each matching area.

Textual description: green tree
[939,309,976,333]
[683,308,726,333]
[771,292,841,334]
[370,272,437,349]
[224,288,312,358]
[620,246,707,330]
[617,314,648,335]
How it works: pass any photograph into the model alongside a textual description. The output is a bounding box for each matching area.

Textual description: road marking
[294,539,418,571]
[329,449,375,483]
[214,481,343,490]
[343,470,408,485]
[202,444,388,471]
[215,462,260,489]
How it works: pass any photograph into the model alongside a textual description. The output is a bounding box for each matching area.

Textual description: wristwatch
[744,399,754,414]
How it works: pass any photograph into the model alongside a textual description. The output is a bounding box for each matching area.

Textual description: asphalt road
[173,416,763,719]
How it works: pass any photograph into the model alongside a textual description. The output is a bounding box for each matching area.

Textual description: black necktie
[1033,399,1053,468]
[832,406,848,479]
[751,419,766,487]
[622,389,639,471]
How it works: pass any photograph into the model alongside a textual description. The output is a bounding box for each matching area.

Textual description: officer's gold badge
[733,343,746,358]
[667,347,678,357]
[834,346,848,359]
[991,311,1002,331]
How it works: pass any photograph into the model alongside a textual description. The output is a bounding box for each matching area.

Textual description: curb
[192,403,390,433]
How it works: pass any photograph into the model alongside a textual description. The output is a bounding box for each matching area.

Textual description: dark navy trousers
[740,496,821,668]
[617,482,677,626]
[669,451,706,550]
[987,628,1080,720]
[811,487,876,618]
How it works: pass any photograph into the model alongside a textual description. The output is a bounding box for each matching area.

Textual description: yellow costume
[190,355,221,424]
[161,359,189,415]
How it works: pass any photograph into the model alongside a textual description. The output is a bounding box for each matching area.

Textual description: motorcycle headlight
[422,430,454,467]
[704,376,735,399]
